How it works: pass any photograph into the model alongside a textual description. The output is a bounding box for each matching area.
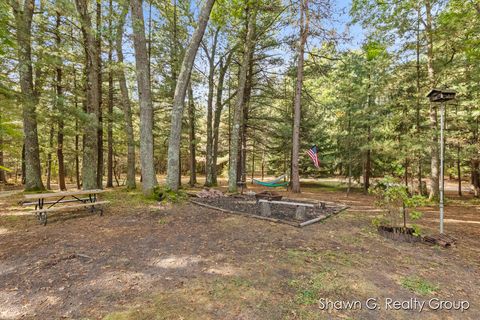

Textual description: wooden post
[260,201,271,217]
[295,205,306,220]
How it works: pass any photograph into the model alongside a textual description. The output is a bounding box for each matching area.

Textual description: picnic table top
[24,189,105,200]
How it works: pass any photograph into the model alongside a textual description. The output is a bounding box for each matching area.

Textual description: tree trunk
[11,0,45,191]
[106,0,114,188]
[291,0,309,193]
[472,159,480,197]
[75,0,100,190]
[425,0,439,199]
[0,133,5,183]
[55,11,67,191]
[251,130,255,182]
[416,5,423,195]
[166,0,216,191]
[212,53,232,185]
[96,0,103,189]
[240,41,255,186]
[131,0,158,195]
[188,83,197,186]
[261,149,265,181]
[204,29,220,187]
[46,126,54,190]
[457,145,462,196]
[73,67,81,189]
[21,144,26,185]
[228,5,256,192]
[364,126,371,193]
[116,3,136,190]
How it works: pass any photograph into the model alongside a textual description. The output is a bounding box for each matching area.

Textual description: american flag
[307,145,320,168]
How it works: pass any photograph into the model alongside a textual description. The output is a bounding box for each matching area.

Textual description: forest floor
[0,178,479,319]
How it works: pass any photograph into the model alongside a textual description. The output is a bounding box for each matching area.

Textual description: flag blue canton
[307,145,320,168]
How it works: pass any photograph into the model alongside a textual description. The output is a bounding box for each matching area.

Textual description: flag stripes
[307,145,320,168]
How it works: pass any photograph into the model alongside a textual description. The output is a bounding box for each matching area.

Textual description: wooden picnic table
[23,189,109,225]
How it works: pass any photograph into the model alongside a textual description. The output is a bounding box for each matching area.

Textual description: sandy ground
[0,179,479,319]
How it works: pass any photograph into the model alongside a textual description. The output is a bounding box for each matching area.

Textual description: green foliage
[0,165,12,172]
[400,276,439,296]
[151,186,188,204]
[411,224,422,237]
[371,177,426,228]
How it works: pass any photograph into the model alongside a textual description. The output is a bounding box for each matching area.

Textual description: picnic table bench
[22,189,109,225]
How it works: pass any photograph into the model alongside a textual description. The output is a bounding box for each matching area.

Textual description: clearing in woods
[0,180,479,319]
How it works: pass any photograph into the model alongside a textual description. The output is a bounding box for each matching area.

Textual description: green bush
[371,177,426,231]
[151,186,188,204]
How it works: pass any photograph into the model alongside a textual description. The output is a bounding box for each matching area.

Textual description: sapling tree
[371,177,427,235]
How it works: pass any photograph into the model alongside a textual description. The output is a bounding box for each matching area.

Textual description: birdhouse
[427,88,457,102]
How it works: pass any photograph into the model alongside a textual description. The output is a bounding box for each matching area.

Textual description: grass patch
[400,276,439,295]
[103,277,263,320]
[209,276,253,299]
[286,249,361,269]
[157,217,170,225]
[289,268,347,306]
[151,186,188,204]
[103,188,158,207]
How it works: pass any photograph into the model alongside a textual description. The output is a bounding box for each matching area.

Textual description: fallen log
[423,233,456,247]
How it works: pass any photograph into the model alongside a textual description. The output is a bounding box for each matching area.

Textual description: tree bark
[21,144,26,185]
[0,132,5,183]
[106,0,113,188]
[228,5,256,192]
[291,0,309,193]
[166,0,216,191]
[55,11,66,190]
[96,0,103,189]
[116,3,136,189]
[212,52,233,185]
[204,28,220,187]
[364,126,371,192]
[238,48,255,185]
[416,5,423,195]
[75,0,100,190]
[425,0,439,199]
[11,0,45,191]
[46,126,54,190]
[188,83,197,186]
[472,159,480,197]
[457,145,462,196]
[131,0,158,194]
[73,67,81,189]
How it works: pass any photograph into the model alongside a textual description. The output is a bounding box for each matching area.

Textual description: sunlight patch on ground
[0,228,9,235]
[151,255,204,269]
[426,218,480,225]
[0,207,32,216]
[0,291,28,319]
[84,271,151,292]
[204,264,240,276]
[0,191,22,199]
[0,263,16,276]
[348,208,384,212]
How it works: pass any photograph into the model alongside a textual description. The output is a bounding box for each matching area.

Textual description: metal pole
[439,102,445,234]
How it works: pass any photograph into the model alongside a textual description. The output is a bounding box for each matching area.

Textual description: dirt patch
[192,194,344,224]
[0,184,479,319]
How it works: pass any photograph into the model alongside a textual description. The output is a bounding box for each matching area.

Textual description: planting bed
[191,195,346,227]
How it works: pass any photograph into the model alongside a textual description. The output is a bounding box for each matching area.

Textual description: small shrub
[371,177,426,230]
[151,186,188,204]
